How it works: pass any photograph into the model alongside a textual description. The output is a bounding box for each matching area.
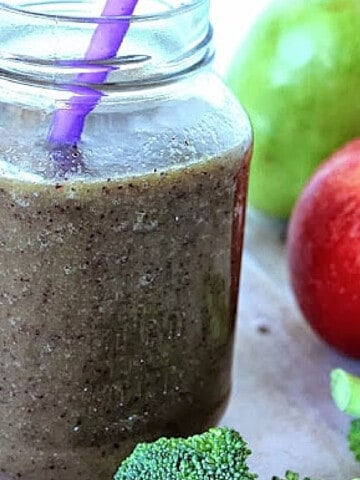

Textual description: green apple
[227,0,360,218]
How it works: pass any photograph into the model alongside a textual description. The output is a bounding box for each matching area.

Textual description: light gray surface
[210,4,360,476]
[221,209,360,479]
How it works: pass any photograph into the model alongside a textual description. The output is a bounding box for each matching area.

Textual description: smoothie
[0,144,251,480]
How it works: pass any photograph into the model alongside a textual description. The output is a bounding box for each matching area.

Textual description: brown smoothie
[0,143,250,479]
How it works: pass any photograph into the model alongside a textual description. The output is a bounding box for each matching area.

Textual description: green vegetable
[272,471,319,480]
[349,419,360,463]
[331,368,360,462]
[331,369,360,417]
[114,426,256,480]
[114,427,338,480]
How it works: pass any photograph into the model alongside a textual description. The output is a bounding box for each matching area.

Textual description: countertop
[221,210,360,479]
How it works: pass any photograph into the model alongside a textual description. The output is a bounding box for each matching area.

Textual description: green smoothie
[0,144,251,479]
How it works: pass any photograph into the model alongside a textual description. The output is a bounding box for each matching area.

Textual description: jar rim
[0,0,208,23]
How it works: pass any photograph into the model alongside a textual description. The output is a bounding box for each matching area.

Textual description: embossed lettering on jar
[0,1,253,479]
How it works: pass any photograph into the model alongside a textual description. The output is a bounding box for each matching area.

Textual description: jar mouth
[0,0,213,93]
[0,0,207,22]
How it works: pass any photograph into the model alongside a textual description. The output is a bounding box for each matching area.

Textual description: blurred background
[207,1,360,479]
[210,0,271,77]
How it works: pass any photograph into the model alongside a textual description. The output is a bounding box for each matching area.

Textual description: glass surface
[0,1,253,478]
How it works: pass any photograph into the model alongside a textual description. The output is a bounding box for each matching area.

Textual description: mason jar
[0,0,253,478]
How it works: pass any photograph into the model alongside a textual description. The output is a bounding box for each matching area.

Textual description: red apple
[287,139,360,358]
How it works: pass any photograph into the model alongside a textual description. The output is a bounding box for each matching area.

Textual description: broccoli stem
[330,369,360,416]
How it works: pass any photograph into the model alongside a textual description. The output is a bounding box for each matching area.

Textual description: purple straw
[48,0,139,146]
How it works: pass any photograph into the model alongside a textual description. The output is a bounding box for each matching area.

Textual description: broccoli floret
[272,471,321,480]
[349,419,360,462]
[114,426,353,480]
[272,469,360,480]
[114,426,257,480]
[330,368,360,463]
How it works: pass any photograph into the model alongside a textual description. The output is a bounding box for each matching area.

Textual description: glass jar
[0,1,253,479]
